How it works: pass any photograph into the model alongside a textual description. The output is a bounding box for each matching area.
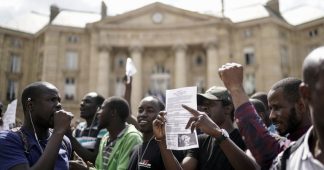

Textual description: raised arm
[218,63,289,169]
[66,130,98,164]
[123,75,139,129]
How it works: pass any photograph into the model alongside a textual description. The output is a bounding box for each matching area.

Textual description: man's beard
[284,107,300,135]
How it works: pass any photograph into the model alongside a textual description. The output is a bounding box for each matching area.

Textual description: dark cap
[197,86,232,103]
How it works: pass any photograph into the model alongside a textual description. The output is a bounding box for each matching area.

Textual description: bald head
[84,92,105,106]
[21,82,58,112]
[303,46,324,87]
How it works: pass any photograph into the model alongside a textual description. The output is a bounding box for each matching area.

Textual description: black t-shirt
[186,129,246,170]
[128,139,185,170]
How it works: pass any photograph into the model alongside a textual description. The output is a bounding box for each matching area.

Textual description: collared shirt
[235,102,291,169]
[94,124,142,170]
[102,125,128,169]
[73,121,108,151]
[271,126,324,170]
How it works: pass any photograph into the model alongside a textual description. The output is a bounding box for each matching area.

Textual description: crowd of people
[0,46,324,170]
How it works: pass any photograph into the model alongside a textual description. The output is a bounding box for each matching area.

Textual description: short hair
[21,82,56,112]
[270,77,302,103]
[94,94,105,106]
[106,96,129,122]
[148,96,165,111]
[249,98,266,113]
[251,92,268,110]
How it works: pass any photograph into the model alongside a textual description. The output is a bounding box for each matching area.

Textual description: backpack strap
[11,127,30,154]
[280,134,305,170]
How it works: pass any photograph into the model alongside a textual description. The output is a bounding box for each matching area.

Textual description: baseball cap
[197,86,232,104]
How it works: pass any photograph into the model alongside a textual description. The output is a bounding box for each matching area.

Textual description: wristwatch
[215,129,229,144]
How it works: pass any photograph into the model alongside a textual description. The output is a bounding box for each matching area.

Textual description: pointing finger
[182,104,199,117]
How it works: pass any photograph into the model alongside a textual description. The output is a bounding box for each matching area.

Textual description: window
[243,29,253,38]
[65,51,78,70]
[195,55,204,66]
[9,54,21,73]
[11,38,23,48]
[67,35,79,43]
[148,64,170,102]
[115,77,125,97]
[279,30,287,39]
[115,54,127,69]
[64,77,76,100]
[244,47,255,65]
[309,29,318,38]
[244,73,255,96]
[6,80,18,101]
[280,46,289,67]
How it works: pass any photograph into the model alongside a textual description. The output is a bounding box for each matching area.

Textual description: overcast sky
[0,0,323,25]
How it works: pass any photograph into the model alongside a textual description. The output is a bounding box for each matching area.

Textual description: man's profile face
[97,100,113,129]
[80,93,98,119]
[268,88,301,136]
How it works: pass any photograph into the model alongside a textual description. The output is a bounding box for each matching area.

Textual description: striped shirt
[102,126,128,169]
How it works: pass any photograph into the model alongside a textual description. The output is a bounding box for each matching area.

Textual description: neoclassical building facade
[0,1,323,121]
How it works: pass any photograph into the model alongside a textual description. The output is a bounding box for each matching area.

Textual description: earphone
[27,97,44,153]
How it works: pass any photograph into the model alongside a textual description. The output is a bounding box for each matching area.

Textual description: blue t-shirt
[0,127,71,170]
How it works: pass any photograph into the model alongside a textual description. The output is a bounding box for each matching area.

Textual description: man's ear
[26,98,33,111]
[111,109,117,118]
[299,82,310,101]
[296,82,309,113]
[224,104,234,115]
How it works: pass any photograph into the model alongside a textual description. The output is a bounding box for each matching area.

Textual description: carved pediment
[94,2,219,28]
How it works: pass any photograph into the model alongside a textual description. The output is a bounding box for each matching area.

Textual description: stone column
[97,46,111,98]
[204,41,221,87]
[129,45,143,115]
[173,44,187,88]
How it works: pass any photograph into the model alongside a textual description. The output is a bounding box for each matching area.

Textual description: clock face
[152,12,163,24]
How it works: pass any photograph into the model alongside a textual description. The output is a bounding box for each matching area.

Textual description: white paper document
[3,99,17,130]
[165,86,199,150]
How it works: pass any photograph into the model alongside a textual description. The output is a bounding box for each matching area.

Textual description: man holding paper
[153,87,259,170]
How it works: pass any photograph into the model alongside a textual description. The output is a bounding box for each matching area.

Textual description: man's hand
[182,105,222,138]
[54,110,74,134]
[69,160,89,170]
[153,111,167,141]
[218,63,244,92]
[65,127,73,138]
